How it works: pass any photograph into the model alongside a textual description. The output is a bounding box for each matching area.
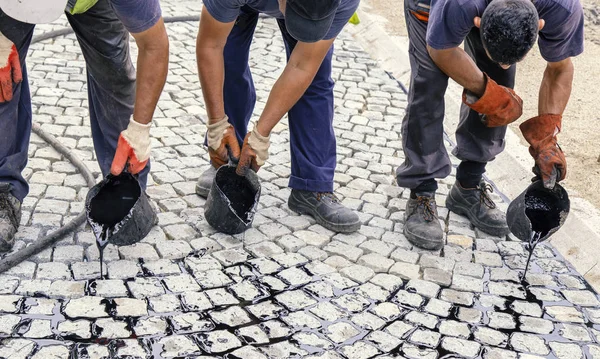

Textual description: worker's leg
[275,19,360,234]
[395,2,451,195]
[453,27,516,188]
[0,12,35,251]
[196,7,259,198]
[0,13,35,203]
[445,27,512,237]
[395,0,449,250]
[66,1,148,187]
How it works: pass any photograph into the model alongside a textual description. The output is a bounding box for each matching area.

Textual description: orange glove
[207,116,241,168]
[463,73,523,127]
[0,32,22,103]
[236,126,270,176]
[520,114,566,189]
[110,118,151,176]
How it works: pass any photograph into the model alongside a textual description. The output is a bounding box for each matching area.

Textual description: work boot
[446,180,509,237]
[288,189,360,233]
[195,166,218,198]
[0,185,21,252]
[404,192,444,250]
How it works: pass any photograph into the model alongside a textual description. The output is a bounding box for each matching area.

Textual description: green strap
[67,0,99,15]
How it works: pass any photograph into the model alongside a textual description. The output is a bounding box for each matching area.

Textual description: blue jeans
[222,8,337,192]
[0,0,149,202]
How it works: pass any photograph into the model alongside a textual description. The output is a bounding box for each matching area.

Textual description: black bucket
[506,180,570,242]
[86,172,156,246]
[204,165,261,235]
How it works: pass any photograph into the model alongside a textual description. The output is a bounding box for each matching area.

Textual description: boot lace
[416,196,437,222]
[316,192,340,203]
[0,184,19,228]
[479,183,497,209]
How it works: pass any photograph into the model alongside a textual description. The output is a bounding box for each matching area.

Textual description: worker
[398,0,583,249]
[194,0,362,233]
[0,0,169,251]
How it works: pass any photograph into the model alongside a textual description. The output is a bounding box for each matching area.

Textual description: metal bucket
[204,165,261,235]
[506,180,570,242]
[86,172,156,246]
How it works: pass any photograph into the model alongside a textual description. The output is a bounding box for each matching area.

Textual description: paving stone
[549,342,584,359]
[340,264,375,283]
[510,301,542,317]
[441,337,482,358]
[487,312,517,330]
[389,262,420,280]
[365,330,402,352]
[409,328,441,348]
[545,306,585,323]
[326,322,360,343]
[404,311,438,329]
[323,241,364,262]
[424,298,452,317]
[451,274,484,293]
[405,279,440,298]
[351,311,388,330]
[370,273,403,292]
[149,294,182,313]
[561,290,600,307]
[158,335,201,357]
[210,306,253,327]
[439,320,471,338]
[558,323,592,342]
[0,314,21,335]
[454,262,484,278]
[440,289,474,306]
[134,317,167,337]
[393,290,424,308]
[357,253,395,272]
[510,333,550,356]
[93,279,128,298]
[63,296,108,319]
[474,327,508,347]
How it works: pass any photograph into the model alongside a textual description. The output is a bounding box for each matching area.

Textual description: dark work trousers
[395,0,516,192]
[222,7,336,192]
[0,0,148,203]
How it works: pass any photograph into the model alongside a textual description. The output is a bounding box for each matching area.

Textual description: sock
[410,179,438,198]
[457,160,486,188]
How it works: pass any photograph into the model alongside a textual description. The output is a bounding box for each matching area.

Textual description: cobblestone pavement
[1,2,600,358]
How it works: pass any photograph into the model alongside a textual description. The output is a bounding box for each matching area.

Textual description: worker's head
[476,0,543,68]
[279,0,342,43]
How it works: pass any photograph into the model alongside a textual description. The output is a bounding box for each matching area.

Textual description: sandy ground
[362,0,600,207]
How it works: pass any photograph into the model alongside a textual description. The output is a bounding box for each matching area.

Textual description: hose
[0,15,200,274]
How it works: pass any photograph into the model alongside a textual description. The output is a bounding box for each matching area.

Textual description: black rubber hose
[0,15,200,274]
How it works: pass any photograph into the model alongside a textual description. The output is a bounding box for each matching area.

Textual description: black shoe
[0,184,21,252]
[288,190,360,233]
[195,166,217,198]
[446,180,509,237]
[403,192,444,250]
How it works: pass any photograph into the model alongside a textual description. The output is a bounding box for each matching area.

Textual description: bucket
[204,165,261,235]
[86,172,156,246]
[506,180,570,242]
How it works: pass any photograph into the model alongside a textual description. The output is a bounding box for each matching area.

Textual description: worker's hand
[0,31,22,103]
[463,73,523,127]
[110,118,152,176]
[236,126,270,176]
[520,114,566,189]
[207,116,241,168]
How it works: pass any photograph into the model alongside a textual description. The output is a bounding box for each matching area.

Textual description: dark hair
[480,0,539,65]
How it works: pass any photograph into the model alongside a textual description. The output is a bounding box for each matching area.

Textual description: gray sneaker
[404,192,444,250]
[288,189,360,233]
[195,166,218,198]
[445,180,509,237]
[0,184,21,252]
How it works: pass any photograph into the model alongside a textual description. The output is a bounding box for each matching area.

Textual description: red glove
[0,32,22,103]
[236,126,270,176]
[110,118,152,175]
[519,114,566,189]
[207,116,241,168]
[463,73,523,127]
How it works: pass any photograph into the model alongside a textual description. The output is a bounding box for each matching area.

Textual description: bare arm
[255,39,334,136]
[538,58,574,115]
[196,7,235,123]
[427,45,487,97]
[130,18,169,124]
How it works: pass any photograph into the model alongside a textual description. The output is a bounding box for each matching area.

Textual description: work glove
[207,116,241,168]
[236,126,270,176]
[0,31,22,103]
[463,73,523,127]
[110,117,152,176]
[519,114,566,189]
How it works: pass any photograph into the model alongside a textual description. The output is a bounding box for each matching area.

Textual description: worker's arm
[129,18,169,125]
[196,7,236,123]
[254,39,335,136]
[538,57,574,115]
[427,45,486,96]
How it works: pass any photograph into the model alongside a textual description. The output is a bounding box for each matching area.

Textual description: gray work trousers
[0,0,146,202]
[396,0,516,191]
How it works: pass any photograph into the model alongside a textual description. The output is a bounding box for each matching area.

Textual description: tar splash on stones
[88,174,140,279]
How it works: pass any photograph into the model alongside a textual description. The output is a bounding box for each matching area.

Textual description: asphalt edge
[346,5,600,291]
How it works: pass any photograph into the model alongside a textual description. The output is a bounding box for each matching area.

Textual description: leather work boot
[288,189,361,233]
[445,180,509,237]
[0,184,21,252]
[404,192,444,250]
[195,166,218,198]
